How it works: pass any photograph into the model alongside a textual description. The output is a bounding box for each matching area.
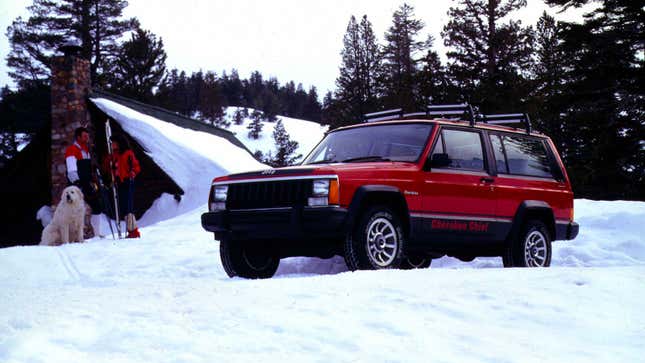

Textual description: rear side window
[431,129,485,171]
[490,134,508,173]
[491,134,553,178]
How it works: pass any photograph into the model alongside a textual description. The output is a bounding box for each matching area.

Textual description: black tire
[344,206,404,271]
[503,219,552,268]
[219,238,280,279]
[401,255,432,270]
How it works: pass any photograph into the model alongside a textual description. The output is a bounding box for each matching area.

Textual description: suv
[202,108,579,278]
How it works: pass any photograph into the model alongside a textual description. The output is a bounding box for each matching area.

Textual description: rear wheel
[220,238,279,278]
[344,206,404,270]
[503,220,552,267]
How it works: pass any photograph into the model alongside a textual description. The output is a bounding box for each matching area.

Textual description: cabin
[0,45,252,247]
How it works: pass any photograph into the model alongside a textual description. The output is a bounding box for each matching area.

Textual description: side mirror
[426,153,450,169]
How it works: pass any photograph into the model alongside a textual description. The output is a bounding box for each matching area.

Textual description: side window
[502,135,553,178]
[432,129,484,171]
[432,133,444,154]
[490,134,508,173]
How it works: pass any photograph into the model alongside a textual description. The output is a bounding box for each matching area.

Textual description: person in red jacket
[65,127,104,237]
[105,134,141,238]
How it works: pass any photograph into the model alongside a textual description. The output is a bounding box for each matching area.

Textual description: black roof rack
[363,108,403,122]
[363,103,475,123]
[427,103,475,123]
[480,113,532,134]
[362,104,533,134]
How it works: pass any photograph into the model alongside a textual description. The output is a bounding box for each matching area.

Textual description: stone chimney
[50,41,92,204]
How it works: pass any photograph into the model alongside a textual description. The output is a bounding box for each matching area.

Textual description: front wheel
[219,238,280,278]
[503,220,552,267]
[344,206,405,271]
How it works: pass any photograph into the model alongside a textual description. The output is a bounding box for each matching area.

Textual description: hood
[215,161,418,183]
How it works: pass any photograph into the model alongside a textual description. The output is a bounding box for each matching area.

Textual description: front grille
[226,180,312,210]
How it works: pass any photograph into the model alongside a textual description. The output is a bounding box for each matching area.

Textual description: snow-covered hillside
[218,107,327,160]
[0,199,643,362]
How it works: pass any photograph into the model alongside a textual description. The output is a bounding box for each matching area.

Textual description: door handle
[480,177,495,184]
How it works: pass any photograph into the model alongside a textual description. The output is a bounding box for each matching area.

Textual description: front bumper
[201,206,348,241]
[555,221,579,241]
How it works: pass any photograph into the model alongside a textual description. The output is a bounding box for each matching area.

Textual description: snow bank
[554,199,645,266]
[223,107,327,160]
[91,98,264,226]
[431,199,645,269]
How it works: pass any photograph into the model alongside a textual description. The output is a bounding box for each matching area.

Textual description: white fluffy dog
[40,186,87,246]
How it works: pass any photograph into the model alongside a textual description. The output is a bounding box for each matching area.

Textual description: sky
[0,0,592,95]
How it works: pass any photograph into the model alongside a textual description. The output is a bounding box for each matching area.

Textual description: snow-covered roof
[90,97,264,226]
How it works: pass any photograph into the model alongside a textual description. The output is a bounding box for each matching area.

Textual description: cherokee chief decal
[430,219,490,232]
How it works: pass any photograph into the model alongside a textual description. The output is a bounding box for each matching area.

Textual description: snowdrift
[91,98,265,226]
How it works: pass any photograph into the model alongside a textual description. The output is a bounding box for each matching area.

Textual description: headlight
[312,179,330,196]
[214,185,228,201]
[209,185,228,211]
[309,178,339,207]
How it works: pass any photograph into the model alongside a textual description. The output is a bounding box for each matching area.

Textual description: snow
[90,98,265,226]
[221,107,328,160]
[35,206,52,228]
[4,100,644,361]
[1,199,644,362]
[89,101,325,227]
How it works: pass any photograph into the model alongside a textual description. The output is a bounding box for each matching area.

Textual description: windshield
[303,123,434,164]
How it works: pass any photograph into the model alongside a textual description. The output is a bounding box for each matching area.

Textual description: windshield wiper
[306,159,337,165]
[341,156,391,163]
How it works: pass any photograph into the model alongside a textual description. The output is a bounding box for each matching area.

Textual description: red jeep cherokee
[202,107,579,278]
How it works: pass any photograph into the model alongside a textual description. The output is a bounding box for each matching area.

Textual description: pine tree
[265,120,301,167]
[6,0,138,86]
[155,69,191,115]
[105,27,167,102]
[417,40,451,106]
[442,0,534,112]
[259,79,281,122]
[198,71,226,126]
[544,0,644,199]
[221,69,244,106]
[334,15,382,126]
[303,86,322,122]
[247,110,264,139]
[529,13,567,150]
[321,91,341,127]
[244,71,264,108]
[380,3,429,111]
[0,84,49,163]
[232,108,246,125]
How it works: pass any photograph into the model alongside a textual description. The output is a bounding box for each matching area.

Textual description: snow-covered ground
[220,107,327,161]
[1,199,643,362]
